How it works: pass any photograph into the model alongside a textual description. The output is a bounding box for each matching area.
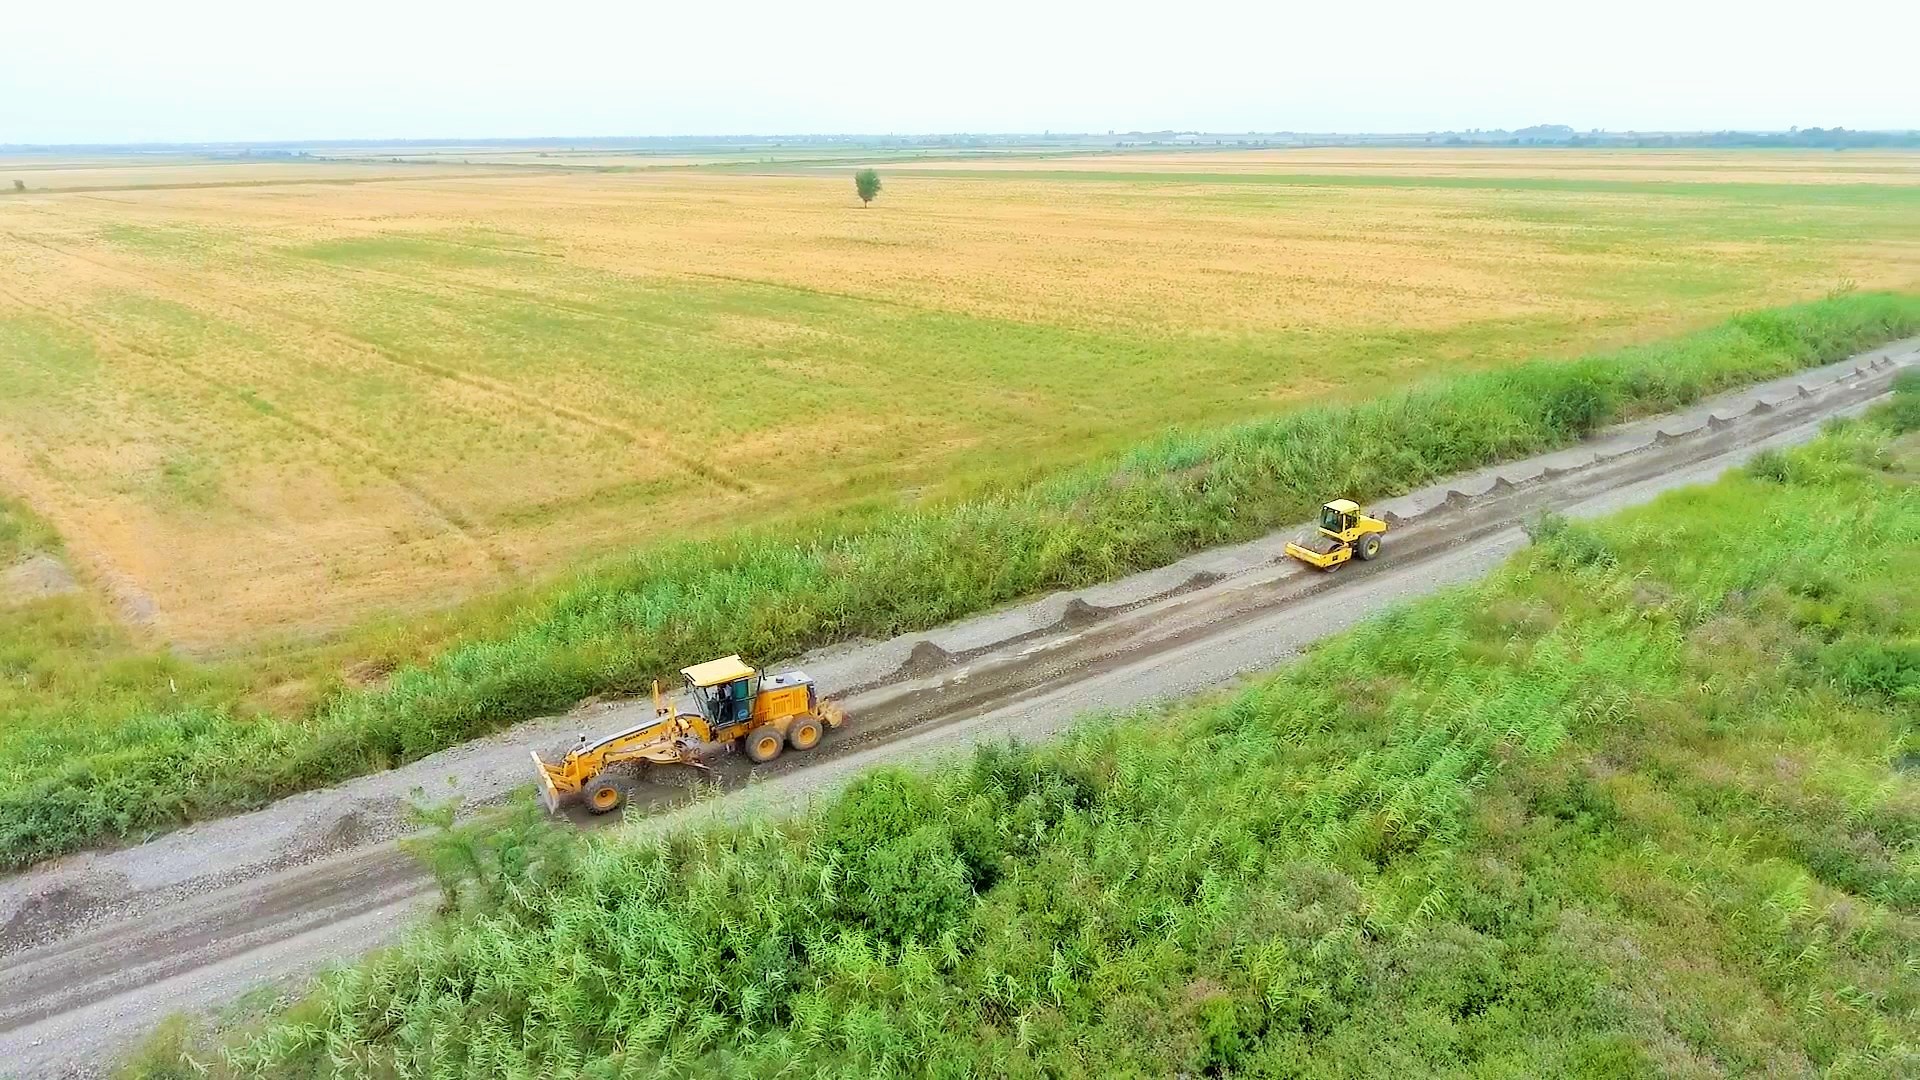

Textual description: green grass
[3,293,1917,869]
[0,492,62,565]
[120,403,1920,1078]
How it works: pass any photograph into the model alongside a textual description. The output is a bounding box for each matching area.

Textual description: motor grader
[1284,499,1388,570]
[531,655,845,814]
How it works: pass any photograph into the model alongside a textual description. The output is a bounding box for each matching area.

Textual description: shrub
[1523,510,1570,544]
[1535,518,1616,570]
[822,772,973,942]
[1745,448,1796,484]
[401,798,579,914]
[1887,368,1920,433]
[1542,377,1613,437]
[1819,639,1920,700]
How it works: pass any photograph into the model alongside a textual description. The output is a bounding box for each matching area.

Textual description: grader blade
[530,750,564,814]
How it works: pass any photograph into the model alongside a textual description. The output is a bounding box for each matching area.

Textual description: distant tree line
[8,126,1917,159]
[1441,126,1920,149]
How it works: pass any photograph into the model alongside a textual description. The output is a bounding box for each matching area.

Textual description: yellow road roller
[1284,499,1389,570]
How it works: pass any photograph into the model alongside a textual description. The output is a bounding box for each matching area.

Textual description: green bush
[1541,377,1614,437]
[1819,639,1920,699]
[1523,510,1570,544]
[1535,519,1617,570]
[1887,368,1920,433]
[1746,447,1797,483]
[822,772,974,943]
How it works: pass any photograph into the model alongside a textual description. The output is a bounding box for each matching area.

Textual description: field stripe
[872,168,1920,202]
[0,421,168,635]
[0,278,518,582]
[19,230,760,499]
[673,268,933,315]
[281,261,764,495]
[311,256,1067,418]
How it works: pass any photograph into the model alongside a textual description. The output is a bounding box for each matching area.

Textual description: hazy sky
[4,0,1915,144]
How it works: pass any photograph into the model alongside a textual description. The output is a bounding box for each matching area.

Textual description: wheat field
[2,149,1916,647]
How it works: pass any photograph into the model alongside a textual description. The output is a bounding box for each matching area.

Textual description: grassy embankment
[126,372,1920,1077]
[3,293,1918,869]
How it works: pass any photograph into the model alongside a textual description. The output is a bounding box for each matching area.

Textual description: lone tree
[9,180,22,193]
[854,168,881,207]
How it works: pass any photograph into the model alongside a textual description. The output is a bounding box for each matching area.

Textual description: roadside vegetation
[2,293,1918,869]
[124,389,1920,1077]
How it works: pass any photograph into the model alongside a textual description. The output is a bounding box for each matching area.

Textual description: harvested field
[3,148,1916,649]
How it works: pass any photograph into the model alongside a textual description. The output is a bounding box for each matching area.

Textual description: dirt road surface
[2,339,1915,1077]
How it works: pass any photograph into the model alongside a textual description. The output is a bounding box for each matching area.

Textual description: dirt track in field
[1,339,1915,1077]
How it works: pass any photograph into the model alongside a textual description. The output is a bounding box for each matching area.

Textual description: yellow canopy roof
[681,654,756,687]
[1325,499,1360,514]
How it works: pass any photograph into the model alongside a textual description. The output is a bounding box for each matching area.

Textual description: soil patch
[0,553,78,605]
[1,865,132,954]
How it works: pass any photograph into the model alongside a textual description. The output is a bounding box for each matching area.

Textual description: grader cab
[675,655,838,762]
[531,655,845,815]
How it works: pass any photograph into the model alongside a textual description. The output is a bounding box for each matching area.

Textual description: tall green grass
[123,411,1920,1077]
[0,494,62,565]
[4,292,1919,869]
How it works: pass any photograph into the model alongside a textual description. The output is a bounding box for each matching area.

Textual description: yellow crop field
[2,149,1917,648]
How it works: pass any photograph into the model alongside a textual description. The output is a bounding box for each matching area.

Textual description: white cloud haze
[2,0,1915,144]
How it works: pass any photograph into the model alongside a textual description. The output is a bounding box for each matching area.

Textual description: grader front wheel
[582,774,628,815]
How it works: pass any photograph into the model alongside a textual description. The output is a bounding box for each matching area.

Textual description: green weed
[1886,368,1920,433]
[0,492,62,564]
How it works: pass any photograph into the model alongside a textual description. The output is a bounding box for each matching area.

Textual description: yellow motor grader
[531,655,845,814]
[1284,499,1389,570]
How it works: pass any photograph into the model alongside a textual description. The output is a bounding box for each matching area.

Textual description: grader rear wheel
[745,729,784,764]
[787,716,824,751]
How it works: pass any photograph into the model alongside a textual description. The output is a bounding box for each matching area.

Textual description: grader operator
[531,655,845,814]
